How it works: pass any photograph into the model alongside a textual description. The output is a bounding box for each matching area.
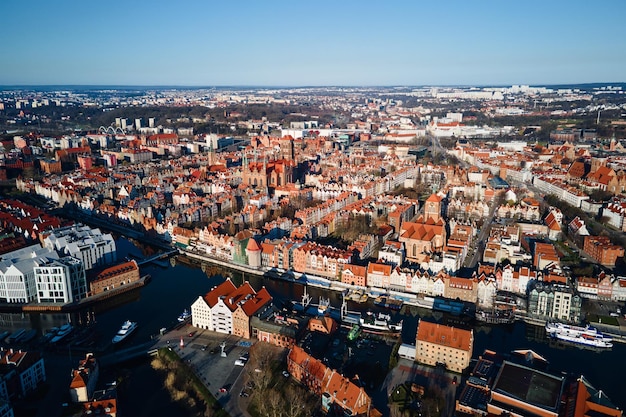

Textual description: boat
[178,309,191,322]
[18,329,38,343]
[317,297,331,316]
[359,312,403,332]
[433,296,475,317]
[373,296,403,311]
[51,323,74,344]
[476,309,516,324]
[545,322,613,349]
[347,325,361,341]
[112,320,138,344]
[6,329,26,344]
[545,322,597,337]
[0,330,9,342]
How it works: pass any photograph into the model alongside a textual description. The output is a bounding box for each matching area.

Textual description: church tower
[424,193,442,223]
[280,136,295,161]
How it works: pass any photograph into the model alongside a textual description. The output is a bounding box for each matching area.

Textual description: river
[3,238,625,414]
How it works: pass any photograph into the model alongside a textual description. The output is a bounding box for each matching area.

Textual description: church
[399,193,447,263]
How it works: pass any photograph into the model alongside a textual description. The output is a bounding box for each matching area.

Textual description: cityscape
[2,1,626,417]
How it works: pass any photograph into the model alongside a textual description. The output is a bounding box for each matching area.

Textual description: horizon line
[0,82,625,90]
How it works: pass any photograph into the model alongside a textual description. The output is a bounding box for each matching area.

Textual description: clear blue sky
[1,0,625,86]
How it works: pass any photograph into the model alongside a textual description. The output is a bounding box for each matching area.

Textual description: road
[465,195,499,269]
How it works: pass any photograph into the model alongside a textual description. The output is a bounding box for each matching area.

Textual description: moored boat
[373,296,403,311]
[177,309,191,322]
[6,329,26,344]
[18,329,38,343]
[359,312,403,332]
[51,323,73,344]
[112,320,138,344]
[545,322,612,349]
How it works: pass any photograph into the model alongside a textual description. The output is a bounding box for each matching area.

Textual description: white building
[43,225,117,271]
[34,256,87,303]
[0,245,57,303]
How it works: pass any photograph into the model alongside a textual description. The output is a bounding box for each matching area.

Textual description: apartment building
[415,320,473,373]
[584,235,625,267]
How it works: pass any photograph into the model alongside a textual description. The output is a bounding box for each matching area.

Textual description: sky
[1,0,625,87]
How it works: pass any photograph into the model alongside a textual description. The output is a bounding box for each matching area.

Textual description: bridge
[134,249,179,267]
[99,340,159,367]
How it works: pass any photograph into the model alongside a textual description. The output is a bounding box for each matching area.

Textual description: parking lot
[157,324,252,417]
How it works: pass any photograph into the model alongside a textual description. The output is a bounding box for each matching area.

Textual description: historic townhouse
[444,276,477,304]
[287,346,374,416]
[341,264,367,287]
[415,321,473,373]
[191,279,272,338]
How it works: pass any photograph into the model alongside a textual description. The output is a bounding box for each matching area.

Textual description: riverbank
[0,275,151,314]
[182,248,626,345]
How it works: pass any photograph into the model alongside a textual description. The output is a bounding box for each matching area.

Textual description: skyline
[1,0,625,87]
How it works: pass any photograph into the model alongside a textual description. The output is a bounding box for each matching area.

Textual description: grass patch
[588,314,619,326]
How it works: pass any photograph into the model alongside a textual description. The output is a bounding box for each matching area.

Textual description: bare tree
[284,385,317,417]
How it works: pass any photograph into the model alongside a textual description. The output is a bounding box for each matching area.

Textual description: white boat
[546,322,613,349]
[545,322,597,337]
[112,321,137,344]
[359,312,403,332]
[177,309,191,322]
[50,324,73,344]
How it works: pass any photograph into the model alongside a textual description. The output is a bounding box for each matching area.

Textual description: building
[191,279,272,338]
[34,256,87,303]
[415,320,473,373]
[80,399,117,417]
[0,348,46,400]
[528,281,582,322]
[42,225,117,271]
[0,244,63,303]
[89,260,140,296]
[583,235,625,267]
[250,314,302,348]
[69,354,99,403]
[287,345,374,416]
[457,349,622,417]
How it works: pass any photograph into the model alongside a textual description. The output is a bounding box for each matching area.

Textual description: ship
[476,309,516,324]
[178,309,191,322]
[545,322,613,349]
[50,323,74,344]
[373,295,403,311]
[433,296,476,317]
[359,312,403,332]
[6,329,26,344]
[112,320,138,344]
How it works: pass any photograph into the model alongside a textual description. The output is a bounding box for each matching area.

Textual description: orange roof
[416,321,472,351]
[204,279,237,307]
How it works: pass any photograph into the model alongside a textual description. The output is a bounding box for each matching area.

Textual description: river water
[3,238,625,414]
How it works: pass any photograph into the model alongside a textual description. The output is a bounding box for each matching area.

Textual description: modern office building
[42,225,117,271]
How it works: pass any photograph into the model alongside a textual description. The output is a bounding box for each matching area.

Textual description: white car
[234,359,246,366]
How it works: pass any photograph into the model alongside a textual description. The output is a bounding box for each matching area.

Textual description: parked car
[234,359,246,366]
[282,370,290,378]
